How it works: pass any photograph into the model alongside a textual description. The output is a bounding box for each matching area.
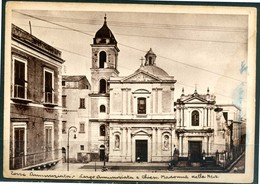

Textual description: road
[229,154,245,173]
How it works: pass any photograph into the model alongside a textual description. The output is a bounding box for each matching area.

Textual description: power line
[17,23,245,44]
[14,12,247,33]
[13,11,93,37]
[13,11,245,83]
[56,46,239,100]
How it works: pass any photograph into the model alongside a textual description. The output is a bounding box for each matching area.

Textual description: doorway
[45,126,53,161]
[188,141,202,162]
[14,128,25,169]
[135,140,148,162]
[99,145,105,161]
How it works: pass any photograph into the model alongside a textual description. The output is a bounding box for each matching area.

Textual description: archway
[99,79,107,93]
[99,145,105,161]
[99,51,106,68]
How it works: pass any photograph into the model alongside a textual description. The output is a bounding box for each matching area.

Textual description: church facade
[63,16,244,165]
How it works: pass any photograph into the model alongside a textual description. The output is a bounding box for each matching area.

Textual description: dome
[136,65,169,76]
[94,16,117,45]
[135,48,169,76]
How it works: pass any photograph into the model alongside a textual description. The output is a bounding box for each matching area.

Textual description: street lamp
[102,124,108,171]
[67,126,77,171]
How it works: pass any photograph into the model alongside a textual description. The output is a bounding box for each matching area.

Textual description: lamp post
[67,126,77,171]
[102,124,108,171]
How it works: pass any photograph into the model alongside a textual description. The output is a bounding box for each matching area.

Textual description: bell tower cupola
[144,48,156,66]
[90,15,120,94]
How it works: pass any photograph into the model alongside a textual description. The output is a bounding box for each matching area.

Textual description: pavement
[52,154,245,173]
[229,154,245,173]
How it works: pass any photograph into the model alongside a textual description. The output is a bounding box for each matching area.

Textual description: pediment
[121,71,161,82]
[132,128,151,136]
[183,96,208,103]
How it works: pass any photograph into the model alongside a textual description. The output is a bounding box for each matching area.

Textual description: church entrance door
[135,140,148,162]
[188,141,202,162]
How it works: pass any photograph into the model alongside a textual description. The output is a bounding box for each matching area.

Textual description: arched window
[99,51,106,68]
[99,79,106,93]
[149,57,153,65]
[137,97,146,114]
[192,110,199,126]
[100,105,106,113]
[100,125,105,136]
[115,135,120,149]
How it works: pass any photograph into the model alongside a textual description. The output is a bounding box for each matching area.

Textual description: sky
[11,7,249,117]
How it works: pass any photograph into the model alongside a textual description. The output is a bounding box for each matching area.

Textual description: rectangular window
[80,145,84,151]
[44,69,54,103]
[138,98,146,114]
[62,80,66,86]
[13,58,27,99]
[79,98,85,109]
[62,121,67,134]
[79,122,85,133]
[223,112,228,121]
[62,95,66,108]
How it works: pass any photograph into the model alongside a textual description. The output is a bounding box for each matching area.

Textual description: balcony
[10,149,60,170]
[11,85,32,104]
[43,92,57,107]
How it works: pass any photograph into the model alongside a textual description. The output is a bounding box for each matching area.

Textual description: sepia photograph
[3,2,257,183]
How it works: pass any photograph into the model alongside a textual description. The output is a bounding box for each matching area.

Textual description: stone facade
[61,75,91,163]
[175,89,231,162]
[10,24,64,170]
[63,17,245,165]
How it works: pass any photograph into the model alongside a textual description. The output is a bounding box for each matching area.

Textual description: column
[110,88,114,113]
[158,89,162,114]
[122,89,125,114]
[152,89,156,114]
[179,135,183,156]
[179,108,182,127]
[211,107,214,128]
[122,127,126,158]
[171,124,174,158]
[207,136,211,156]
[203,107,206,127]
[170,87,175,113]
[208,108,212,128]
[127,89,131,115]
[183,136,187,156]
[125,88,129,114]
[203,136,207,153]
[127,128,131,161]
[182,107,185,127]
[175,107,179,126]
[155,128,158,156]
[126,128,128,156]
[152,128,156,160]
[206,107,209,127]
[109,127,113,154]
[157,128,161,157]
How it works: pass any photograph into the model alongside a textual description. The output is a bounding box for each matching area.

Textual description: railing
[10,149,61,170]
[44,92,54,104]
[216,144,245,169]
[13,84,26,99]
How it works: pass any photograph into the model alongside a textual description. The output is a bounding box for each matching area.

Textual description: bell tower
[90,15,120,94]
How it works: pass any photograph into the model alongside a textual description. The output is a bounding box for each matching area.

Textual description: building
[218,104,245,160]
[175,89,231,164]
[63,16,245,166]
[87,16,175,163]
[10,24,64,170]
[61,75,91,163]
